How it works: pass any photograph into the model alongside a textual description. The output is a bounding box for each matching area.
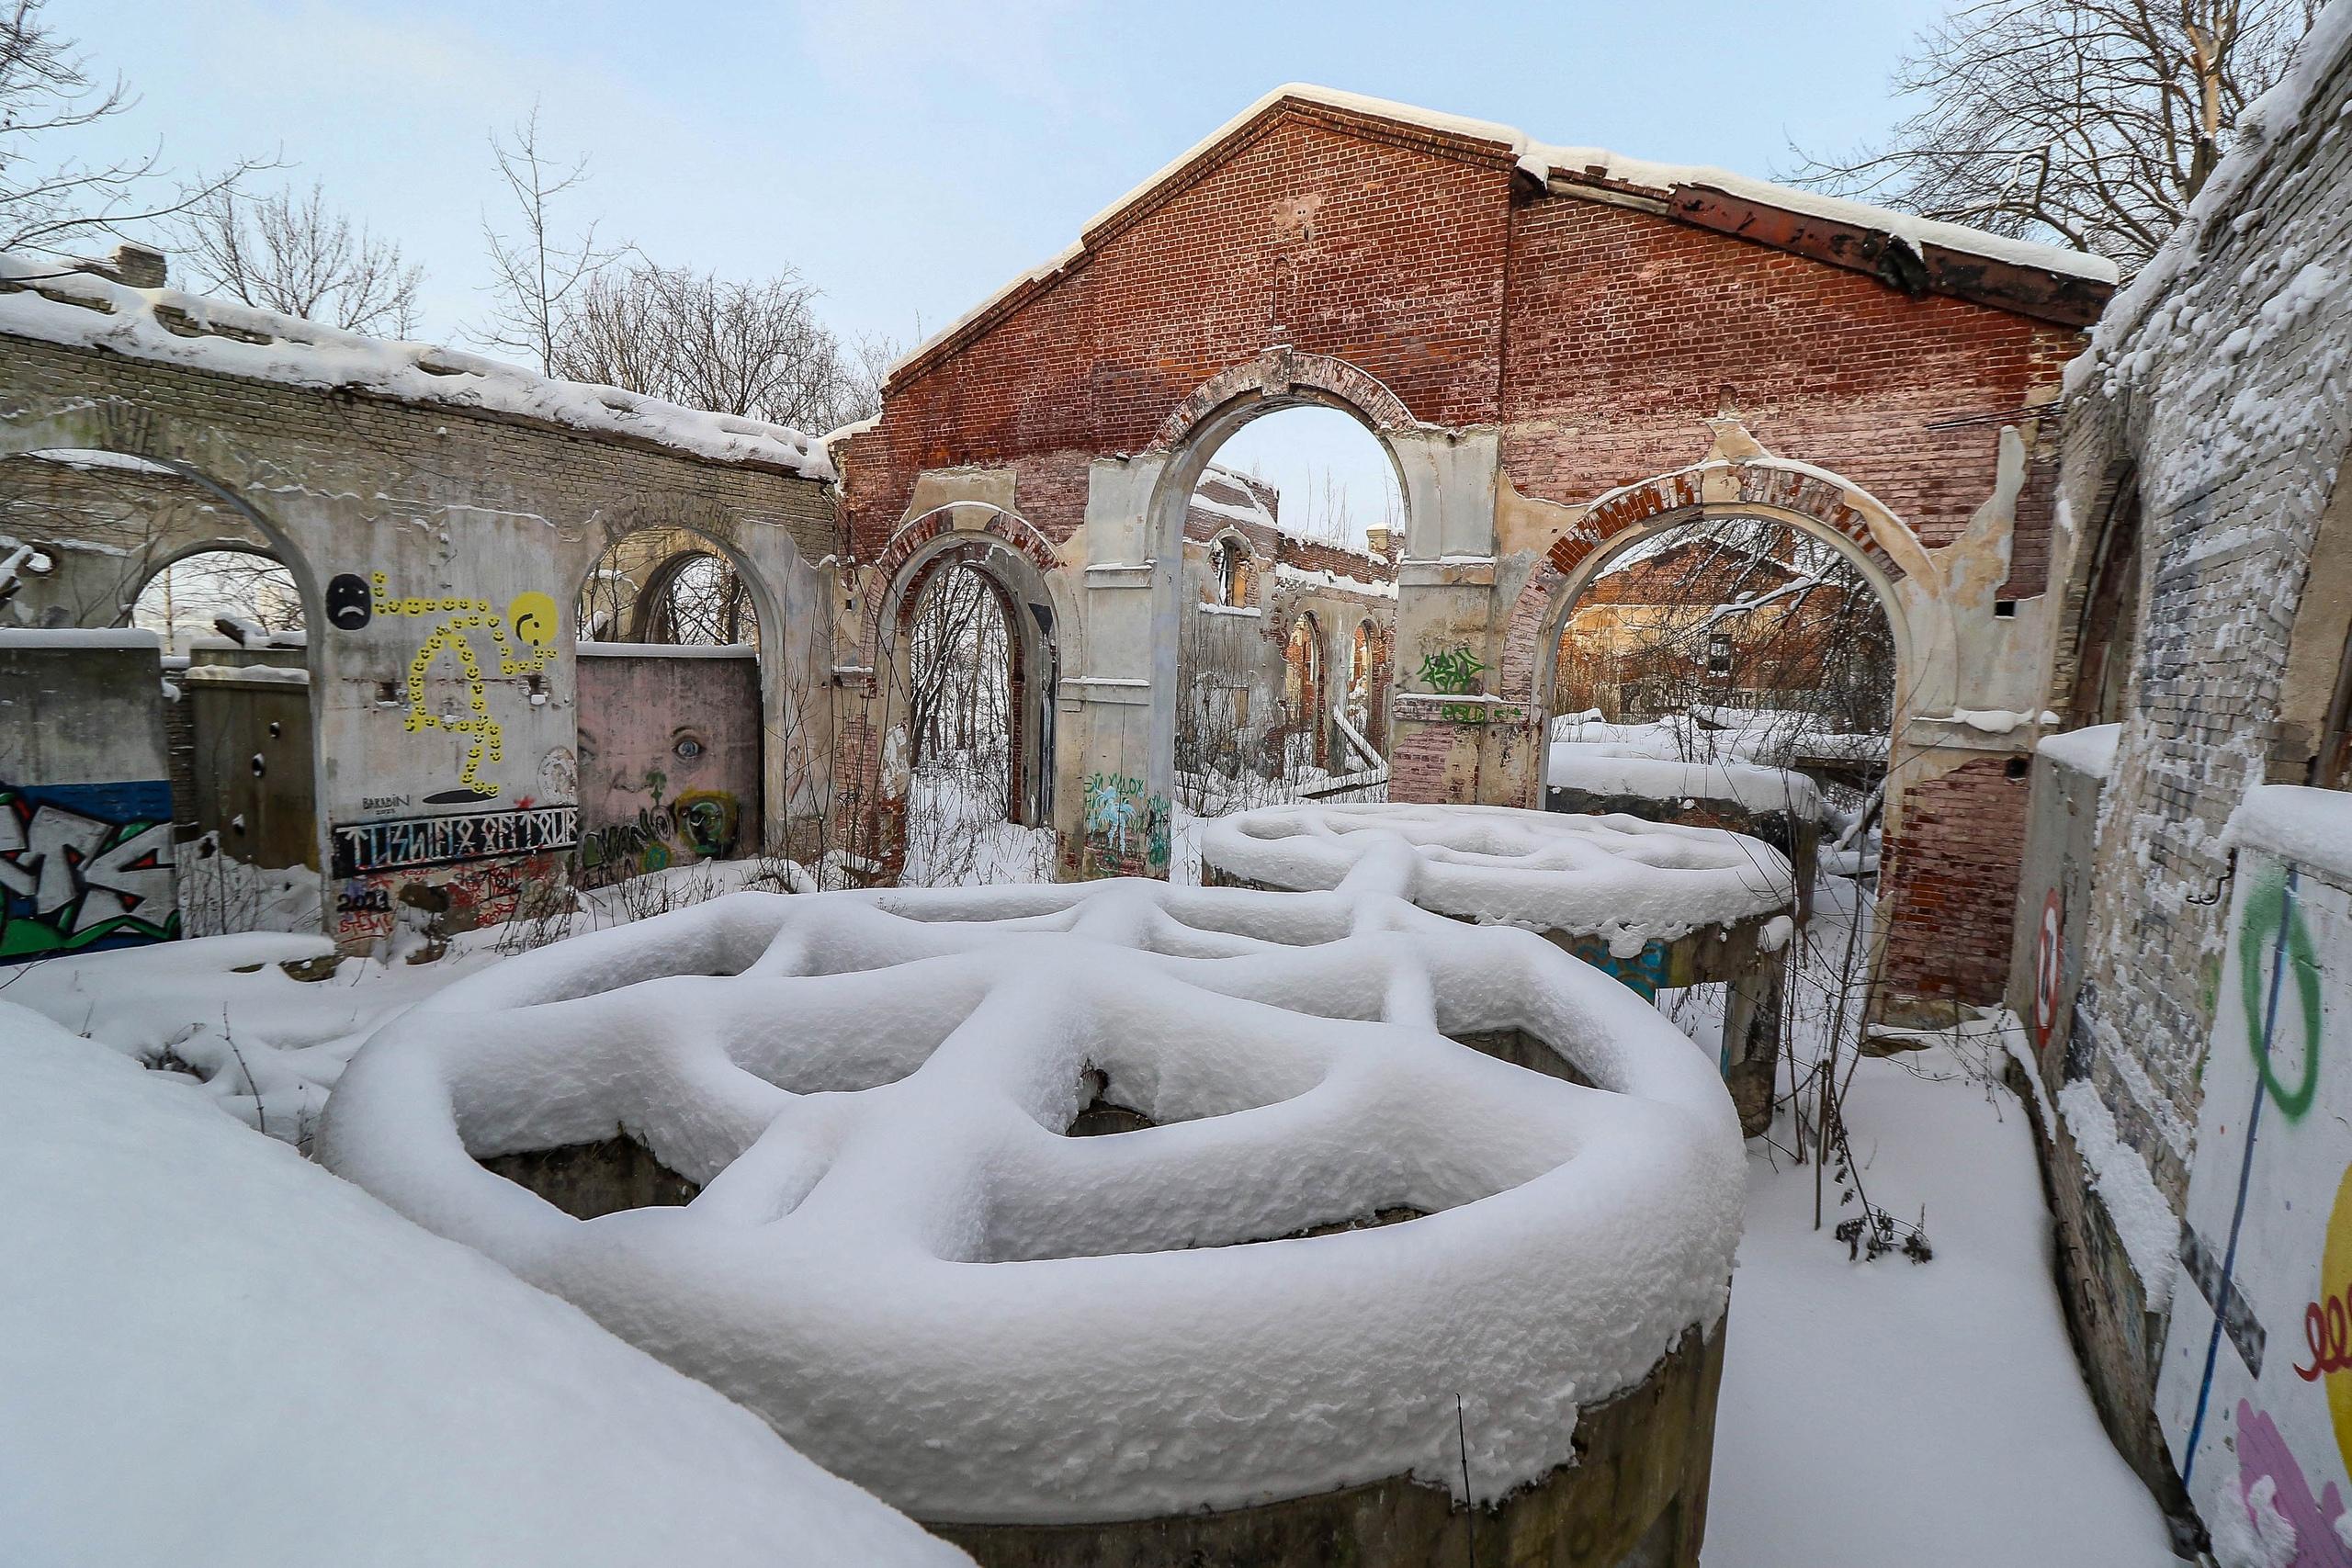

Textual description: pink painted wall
[574,649,763,885]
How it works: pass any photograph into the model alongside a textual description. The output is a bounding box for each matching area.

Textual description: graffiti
[2230,1401,2352,1567]
[371,574,563,800]
[324,571,372,630]
[330,805,577,878]
[2245,864,2324,1121]
[537,746,578,804]
[1080,773,1168,877]
[671,789,741,859]
[1565,934,1671,1002]
[361,794,412,814]
[1417,645,1487,695]
[0,781,177,960]
[581,807,676,882]
[334,853,556,942]
[1437,701,1527,726]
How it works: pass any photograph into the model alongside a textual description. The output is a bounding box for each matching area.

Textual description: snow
[2037,721,2123,779]
[317,876,1745,1524]
[0,254,833,480]
[21,446,177,476]
[2054,1079,2180,1312]
[888,85,2109,386]
[1272,559,1396,598]
[1550,750,1825,820]
[1199,800,1792,953]
[1703,877,2175,1568]
[2225,784,2352,885]
[180,661,311,684]
[0,626,160,649]
[0,1004,970,1567]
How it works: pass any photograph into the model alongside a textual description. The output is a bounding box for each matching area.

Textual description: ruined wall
[2018,13,2352,1532]
[1,319,836,949]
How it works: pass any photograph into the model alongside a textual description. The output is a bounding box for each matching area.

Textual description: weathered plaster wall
[0,329,837,948]
[575,648,763,886]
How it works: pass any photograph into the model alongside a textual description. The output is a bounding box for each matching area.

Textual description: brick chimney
[109,243,166,288]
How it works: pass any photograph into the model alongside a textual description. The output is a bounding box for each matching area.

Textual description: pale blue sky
[74,0,1949,532]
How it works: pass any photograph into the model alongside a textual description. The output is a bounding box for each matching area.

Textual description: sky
[69,0,1950,537]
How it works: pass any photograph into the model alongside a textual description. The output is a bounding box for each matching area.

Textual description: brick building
[834,84,2112,1009]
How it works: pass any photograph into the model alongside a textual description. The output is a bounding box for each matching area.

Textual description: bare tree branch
[1785,0,2319,276]
[0,0,273,257]
[170,181,424,334]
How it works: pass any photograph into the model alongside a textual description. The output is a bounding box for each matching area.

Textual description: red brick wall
[1878,756,2034,1003]
[1500,198,2081,592]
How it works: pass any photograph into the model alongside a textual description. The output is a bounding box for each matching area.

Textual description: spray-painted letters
[0,781,177,960]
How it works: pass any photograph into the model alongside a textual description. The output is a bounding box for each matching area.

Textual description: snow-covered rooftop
[0,254,834,481]
[0,1003,967,1566]
[319,878,1742,1524]
[889,84,2116,386]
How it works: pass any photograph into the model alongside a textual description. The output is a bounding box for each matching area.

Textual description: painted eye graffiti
[673,735,706,761]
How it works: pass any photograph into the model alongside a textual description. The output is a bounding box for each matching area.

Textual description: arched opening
[0,447,325,943]
[1544,513,1895,806]
[1164,400,1404,881]
[865,517,1060,887]
[2064,480,2143,730]
[130,547,304,656]
[577,541,760,647]
[571,533,771,889]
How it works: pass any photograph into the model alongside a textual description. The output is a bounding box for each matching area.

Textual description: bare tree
[171,182,423,334]
[474,103,616,374]
[1788,0,2319,275]
[553,260,864,429]
[0,0,267,259]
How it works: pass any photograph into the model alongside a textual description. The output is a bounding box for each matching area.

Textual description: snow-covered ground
[0,1003,969,1567]
[1702,875,2175,1566]
[2,854,2173,1559]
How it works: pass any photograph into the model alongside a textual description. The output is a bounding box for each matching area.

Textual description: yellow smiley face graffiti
[507,591,560,649]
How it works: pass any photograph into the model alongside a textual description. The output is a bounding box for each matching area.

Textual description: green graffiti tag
[1417,646,1487,695]
[2242,863,2324,1121]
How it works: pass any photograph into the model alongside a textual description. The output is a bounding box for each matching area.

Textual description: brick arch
[1150,346,1419,453]
[858,502,1063,676]
[1498,453,1928,709]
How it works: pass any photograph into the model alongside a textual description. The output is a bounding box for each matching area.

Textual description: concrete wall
[575,647,763,885]
[0,314,838,951]
[0,629,175,959]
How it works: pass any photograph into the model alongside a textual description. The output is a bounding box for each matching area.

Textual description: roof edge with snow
[0,254,835,483]
[886,84,2117,392]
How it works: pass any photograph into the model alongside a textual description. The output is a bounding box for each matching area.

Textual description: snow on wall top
[889,83,2116,386]
[0,254,835,481]
[2226,784,2352,886]
[0,1004,969,1567]
[1200,801,1792,953]
[317,878,1744,1524]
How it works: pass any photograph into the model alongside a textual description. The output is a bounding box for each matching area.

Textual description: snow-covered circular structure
[1199,800,1793,954]
[318,878,1743,1540]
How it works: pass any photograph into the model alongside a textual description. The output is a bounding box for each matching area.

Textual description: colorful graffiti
[0,781,177,960]
[334,852,560,942]
[1417,645,1487,695]
[370,574,563,800]
[1081,773,1168,878]
[672,789,741,859]
[1563,934,1672,1002]
[2159,846,2352,1554]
